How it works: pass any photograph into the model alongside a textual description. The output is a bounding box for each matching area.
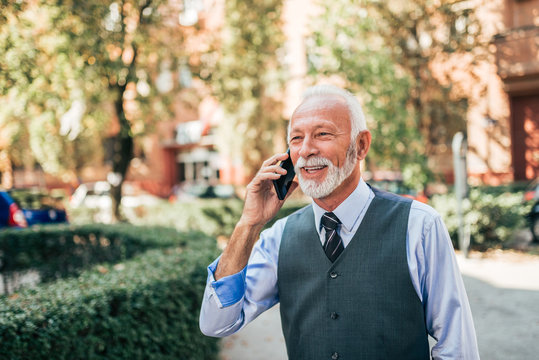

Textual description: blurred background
[0,0,538,359]
[0,0,538,227]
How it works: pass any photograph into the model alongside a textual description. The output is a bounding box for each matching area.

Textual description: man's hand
[214,152,298,280]
[240,152,298,228]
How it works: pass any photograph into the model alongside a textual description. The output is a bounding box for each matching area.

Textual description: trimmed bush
[430,187,531,249]
[125,199,245,237]
[0,224,184,288]
[127,198,309,237]
[0,232,219,360]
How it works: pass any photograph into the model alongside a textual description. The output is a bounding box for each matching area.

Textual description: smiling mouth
[302,165,327,173]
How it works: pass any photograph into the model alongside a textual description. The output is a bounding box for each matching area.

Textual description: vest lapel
[299,206,334,266]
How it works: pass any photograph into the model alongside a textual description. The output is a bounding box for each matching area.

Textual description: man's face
[288,95,359,199]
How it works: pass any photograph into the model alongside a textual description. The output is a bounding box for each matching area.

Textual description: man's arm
[199,152,298,337]
[420,213,480,359]
[199,219,285,337]
[215,152,297,280]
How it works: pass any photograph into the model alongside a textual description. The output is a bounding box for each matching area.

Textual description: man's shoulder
[407,199,443,236]
[370,186,413,205]
[409,199,440,219]
[370,186,441,222]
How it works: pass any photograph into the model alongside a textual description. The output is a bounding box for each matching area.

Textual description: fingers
[261,152,289,167]
[254,171,282,182]
[264,164,288,176]
[248,152,291,192]
[256,153,290,180]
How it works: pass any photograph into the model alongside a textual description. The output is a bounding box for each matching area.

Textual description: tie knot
[321,212,341,231]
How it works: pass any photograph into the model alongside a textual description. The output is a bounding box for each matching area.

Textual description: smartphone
[272,149,296,200]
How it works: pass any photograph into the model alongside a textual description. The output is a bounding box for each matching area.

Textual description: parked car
[69,181,112,210]
[524,179,539,242]
[0,189,68,228]
[0,191,28,228]
[169,183,237,202]
[70,181,161,208]
[69,181,162,223]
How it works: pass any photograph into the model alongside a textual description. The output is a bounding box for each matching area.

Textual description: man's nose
[298,137,318,158]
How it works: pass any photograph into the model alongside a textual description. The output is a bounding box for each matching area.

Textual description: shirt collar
[312,178,371,234]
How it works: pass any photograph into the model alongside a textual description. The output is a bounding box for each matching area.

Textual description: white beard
[295,143,358,199]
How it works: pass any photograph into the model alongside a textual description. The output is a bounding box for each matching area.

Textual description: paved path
[219,252,539,360]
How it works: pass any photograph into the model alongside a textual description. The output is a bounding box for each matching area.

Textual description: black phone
[272,149,296,200]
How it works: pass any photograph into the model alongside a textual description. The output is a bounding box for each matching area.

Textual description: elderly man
[199,84,479,359]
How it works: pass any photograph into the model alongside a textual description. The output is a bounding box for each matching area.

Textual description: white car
[70,181,161,223]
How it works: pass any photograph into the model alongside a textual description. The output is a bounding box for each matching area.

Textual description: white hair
[288,84,367,142]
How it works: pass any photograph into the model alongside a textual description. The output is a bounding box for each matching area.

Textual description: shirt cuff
[207,257,247,308]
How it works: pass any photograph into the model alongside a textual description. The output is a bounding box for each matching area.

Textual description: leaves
[213,0,286,179]
[307,0,486,189]
[0,228,220,359]
[431,187,531,249]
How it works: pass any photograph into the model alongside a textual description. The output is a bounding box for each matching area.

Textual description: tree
[212,0,286,179]
[0,2,108,183]
[307,0,485,189]
[1,0,207,221]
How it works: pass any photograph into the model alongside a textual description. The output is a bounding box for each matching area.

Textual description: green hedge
[430,187,531,249]
[0,224,183,286]
[0,232,219,360]
[124,198,244,237]
[127,198,309,237]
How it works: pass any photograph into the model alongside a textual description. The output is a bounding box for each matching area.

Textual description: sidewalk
[218,251,539,360]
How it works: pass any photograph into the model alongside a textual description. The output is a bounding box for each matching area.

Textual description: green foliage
[1,1,211,221]
[111,198,309,238]
[213,0,286,178]
[0,236,219,359]
[0,224,186,292]
[307,0,485,188]
[0,3,108,172]
[430,187,531,249]
[98,198,245,237]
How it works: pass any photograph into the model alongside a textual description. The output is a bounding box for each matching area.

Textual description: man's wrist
[214,219,263,280]
[236,216,265,234]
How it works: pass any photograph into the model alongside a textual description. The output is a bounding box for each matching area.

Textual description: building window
[176,148,220,184]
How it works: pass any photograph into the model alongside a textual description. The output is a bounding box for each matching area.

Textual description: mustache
[295,156,332,170]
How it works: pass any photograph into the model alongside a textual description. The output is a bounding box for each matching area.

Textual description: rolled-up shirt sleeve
[199,217,286,337]
[206,257,247,308]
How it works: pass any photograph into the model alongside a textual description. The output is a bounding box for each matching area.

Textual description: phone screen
[272,150,296,200]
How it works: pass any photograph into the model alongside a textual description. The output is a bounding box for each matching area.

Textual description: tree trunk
[110,84,134,222]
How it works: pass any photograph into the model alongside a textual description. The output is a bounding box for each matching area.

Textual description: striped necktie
[321,212,344,262]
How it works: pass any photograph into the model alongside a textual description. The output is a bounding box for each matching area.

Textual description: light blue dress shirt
[199,179,480,359]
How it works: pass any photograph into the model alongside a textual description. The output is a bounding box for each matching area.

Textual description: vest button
[330,312,339,319]
[331,352,339,359]
[329,271,338,279]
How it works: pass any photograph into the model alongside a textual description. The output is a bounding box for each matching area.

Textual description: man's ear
[356,130,371,161]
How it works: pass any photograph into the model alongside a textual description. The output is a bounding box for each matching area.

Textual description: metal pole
[452,132,469,257]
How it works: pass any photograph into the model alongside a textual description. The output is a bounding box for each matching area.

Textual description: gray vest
[277,189,429,360]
